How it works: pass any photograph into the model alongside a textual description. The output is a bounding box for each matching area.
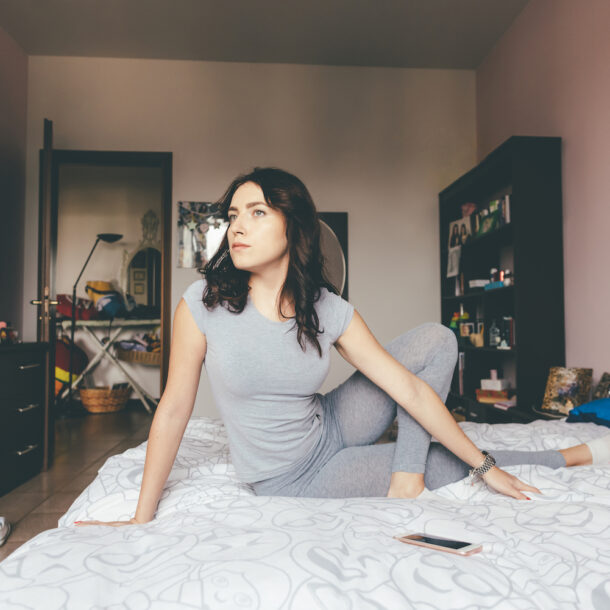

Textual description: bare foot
[559,443,592,467]
[387,471,425,498]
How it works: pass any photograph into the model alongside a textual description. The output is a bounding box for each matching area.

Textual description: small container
[489,320,501,347]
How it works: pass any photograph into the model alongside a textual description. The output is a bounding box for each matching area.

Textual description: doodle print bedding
[1,417,609,609]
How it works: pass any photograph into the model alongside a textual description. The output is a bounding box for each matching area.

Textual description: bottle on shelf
[489,319,501,347]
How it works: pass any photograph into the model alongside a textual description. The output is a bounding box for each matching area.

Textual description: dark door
[31,118,57,469]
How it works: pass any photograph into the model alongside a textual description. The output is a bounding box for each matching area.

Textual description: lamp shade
[97,233,123,243]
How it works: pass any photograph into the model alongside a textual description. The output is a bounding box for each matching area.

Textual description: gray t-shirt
[182,278,354,483]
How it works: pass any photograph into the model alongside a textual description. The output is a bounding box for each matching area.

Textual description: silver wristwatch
[468,450,496,486]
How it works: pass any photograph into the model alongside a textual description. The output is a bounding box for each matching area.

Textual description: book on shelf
[494,397,517,410]
[502,194,511,224]
[458,352,465,395]
[475,388,515,403]
[484,281,505,291]
[469,279,490,289]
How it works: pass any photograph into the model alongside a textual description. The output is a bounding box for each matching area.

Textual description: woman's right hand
[74,517,148,527]
[481,466,542,500]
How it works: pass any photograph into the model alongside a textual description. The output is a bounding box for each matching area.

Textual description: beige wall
[477,0,610,382]
[24,56,476,416]
[0,25,27,333]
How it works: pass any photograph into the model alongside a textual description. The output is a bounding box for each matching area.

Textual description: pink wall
[0,26,27,333]
[477,0,610,382]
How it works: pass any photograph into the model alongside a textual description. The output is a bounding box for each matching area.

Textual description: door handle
[17,403,40,413]
[14,444,39,456]
[19,363,41,370]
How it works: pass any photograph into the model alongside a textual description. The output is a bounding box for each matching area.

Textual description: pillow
[566,398,610,428]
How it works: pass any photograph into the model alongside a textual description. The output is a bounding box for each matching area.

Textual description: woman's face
[226,181,289,273]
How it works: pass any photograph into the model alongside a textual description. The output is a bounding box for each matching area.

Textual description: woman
[76,167,609,527]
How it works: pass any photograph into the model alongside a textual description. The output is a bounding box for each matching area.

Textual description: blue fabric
[566,398,610,428]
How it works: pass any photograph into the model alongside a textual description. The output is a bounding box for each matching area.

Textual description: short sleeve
[319,288,354,342]
[335,295,355,339]
[182,279,208,336]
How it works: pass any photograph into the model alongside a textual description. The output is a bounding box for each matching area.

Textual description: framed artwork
[177,201,228,269]
[446,246,461,278]
[133,270,145,281]
[448,217,472,248]
[475,209,501,238]
[459,322,474,337]
[541,367,593,415]
[134,283,145,295]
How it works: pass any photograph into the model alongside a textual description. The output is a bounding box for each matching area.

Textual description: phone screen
[410,535,471,549]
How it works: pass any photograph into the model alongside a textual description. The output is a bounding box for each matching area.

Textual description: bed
[1,417,609,609]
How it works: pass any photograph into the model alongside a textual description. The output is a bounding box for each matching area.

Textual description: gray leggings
[252,323,566,498]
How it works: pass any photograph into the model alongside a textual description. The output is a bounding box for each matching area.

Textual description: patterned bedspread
[0,417,609,609]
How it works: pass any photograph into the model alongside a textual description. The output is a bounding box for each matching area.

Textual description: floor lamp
[65,232,123,416]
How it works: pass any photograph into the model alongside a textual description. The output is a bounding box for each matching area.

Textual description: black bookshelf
[439,136,565,424]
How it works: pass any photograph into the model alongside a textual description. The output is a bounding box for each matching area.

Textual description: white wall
[24,56,476,417]
[477,0,610,381]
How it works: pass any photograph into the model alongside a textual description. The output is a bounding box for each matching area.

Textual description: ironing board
[58,318,161,413]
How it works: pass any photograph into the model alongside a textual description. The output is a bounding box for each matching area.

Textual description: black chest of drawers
[0,342,48,496]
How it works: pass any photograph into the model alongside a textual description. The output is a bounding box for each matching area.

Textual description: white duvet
[1,417,609,609]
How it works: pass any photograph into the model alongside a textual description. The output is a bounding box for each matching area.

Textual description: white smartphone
[393,532,483,556]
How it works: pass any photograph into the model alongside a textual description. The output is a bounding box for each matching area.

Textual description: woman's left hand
[481,466,542,500]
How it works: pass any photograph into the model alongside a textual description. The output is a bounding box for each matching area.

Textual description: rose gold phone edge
[393,534,483,556]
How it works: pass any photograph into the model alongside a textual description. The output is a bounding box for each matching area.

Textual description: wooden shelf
[443,284,514,303]
[460,345,516,354]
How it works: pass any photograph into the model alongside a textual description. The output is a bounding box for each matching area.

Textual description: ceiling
[0,0,529,69]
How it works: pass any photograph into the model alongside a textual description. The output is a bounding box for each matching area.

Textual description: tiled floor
[0,400,153,562]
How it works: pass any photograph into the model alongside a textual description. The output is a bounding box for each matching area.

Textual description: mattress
[0,417,609,609]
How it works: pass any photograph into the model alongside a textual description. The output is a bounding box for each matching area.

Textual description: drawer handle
[14,444,39,456]
[19,363,41,371]
[18,403,40,413]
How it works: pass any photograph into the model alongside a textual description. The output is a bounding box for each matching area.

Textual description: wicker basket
[79,386,131,413]
[115,347,161,366]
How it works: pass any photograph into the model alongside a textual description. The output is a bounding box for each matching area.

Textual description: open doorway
[45,151,172,421]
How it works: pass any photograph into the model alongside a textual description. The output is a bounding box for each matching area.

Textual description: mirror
[318,212,348,299]
[320,220,346,295]
[127,247,161,306]
[120,210,162,313]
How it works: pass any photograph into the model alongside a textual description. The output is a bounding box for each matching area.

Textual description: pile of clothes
[116,331,161,353]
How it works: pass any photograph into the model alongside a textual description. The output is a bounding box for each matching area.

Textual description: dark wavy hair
[200,167,337,356]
